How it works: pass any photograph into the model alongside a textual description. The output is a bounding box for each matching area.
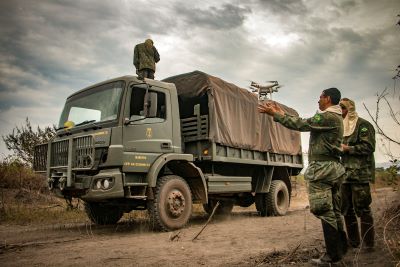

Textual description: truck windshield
[58,81,125,129]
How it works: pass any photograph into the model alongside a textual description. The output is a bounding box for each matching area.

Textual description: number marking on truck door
[146,128,152,138]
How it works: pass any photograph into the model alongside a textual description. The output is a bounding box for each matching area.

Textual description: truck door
[123,84,173,154]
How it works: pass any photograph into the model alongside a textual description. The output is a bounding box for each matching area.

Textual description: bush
[375,167,400,190]
[2,117,55,166]
[0,156,45,191]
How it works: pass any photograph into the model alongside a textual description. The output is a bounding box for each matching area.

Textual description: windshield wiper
[75,120,97,127]
[56,126,67,131]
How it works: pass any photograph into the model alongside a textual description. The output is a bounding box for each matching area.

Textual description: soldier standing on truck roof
[339,98,376,251]
[133,39,160,80]
[258,88,348,266]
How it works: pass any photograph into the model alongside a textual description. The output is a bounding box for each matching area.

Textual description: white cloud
[0,0,399,163]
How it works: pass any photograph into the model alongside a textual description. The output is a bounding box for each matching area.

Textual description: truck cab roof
[67,75,176,100]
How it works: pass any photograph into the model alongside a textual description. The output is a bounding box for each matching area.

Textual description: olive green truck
[34,71,303,231]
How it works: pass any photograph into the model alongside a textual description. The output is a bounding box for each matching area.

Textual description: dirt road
[0,187,398,266]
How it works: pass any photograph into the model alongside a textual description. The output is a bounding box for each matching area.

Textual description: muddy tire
[255,193,269,217]
[203,200,234,215]
[84,202,123,225]
[266,180,289,216]
[148,175,192,231]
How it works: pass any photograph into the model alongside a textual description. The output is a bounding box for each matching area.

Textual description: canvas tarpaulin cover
[163,71,301,155]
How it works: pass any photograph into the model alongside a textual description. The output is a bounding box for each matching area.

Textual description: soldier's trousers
[304,161,345,230]
[137,68,155,79]
[341,183,372,217]
[341,183,374,248]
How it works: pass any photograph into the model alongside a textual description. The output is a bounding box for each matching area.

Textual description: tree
[2,118,56,166]
[364,15,400,161]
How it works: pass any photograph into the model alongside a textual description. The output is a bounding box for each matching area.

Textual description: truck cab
[35,76,207,230]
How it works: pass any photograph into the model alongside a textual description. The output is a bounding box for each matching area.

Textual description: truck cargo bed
[181,114,303,168]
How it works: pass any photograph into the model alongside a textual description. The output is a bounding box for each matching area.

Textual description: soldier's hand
[258,102,283,116]
[341,144,350,152]
[258,102,284,115]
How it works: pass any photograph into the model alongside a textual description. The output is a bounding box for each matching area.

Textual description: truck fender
[146,153,208,203]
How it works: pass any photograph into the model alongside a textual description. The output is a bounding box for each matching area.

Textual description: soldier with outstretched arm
[258,88,348,266]
[339,98,375,251]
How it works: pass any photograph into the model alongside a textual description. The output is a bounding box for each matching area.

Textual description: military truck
[34,71,303,231]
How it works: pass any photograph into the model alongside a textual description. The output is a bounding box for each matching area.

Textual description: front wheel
[148,175,192,231]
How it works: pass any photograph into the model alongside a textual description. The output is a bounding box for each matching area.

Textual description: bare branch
[364,87,400,148]
[363,102,399,145]
[382,95,400,126]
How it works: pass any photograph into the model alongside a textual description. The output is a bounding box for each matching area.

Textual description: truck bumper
[50,168,125,201]
[81,169,125,201]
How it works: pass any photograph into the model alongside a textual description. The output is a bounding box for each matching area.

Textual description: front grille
[73,135,95,169]
[51,139,69,167]
[33,143,48,171]
[42,135,95,170]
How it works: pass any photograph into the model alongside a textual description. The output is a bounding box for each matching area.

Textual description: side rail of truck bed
[181,115,303,169]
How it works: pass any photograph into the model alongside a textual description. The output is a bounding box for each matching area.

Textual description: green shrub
[0,156,45,190]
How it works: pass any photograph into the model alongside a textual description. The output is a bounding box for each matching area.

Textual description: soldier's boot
[361,214,375,251]
[311,221,343,266]
[344,215,360,248]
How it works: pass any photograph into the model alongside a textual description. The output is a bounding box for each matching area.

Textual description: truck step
[125,182,148,186]
[126,195,147,200]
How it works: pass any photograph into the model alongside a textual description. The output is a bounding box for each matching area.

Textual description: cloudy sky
[0,0,399,163]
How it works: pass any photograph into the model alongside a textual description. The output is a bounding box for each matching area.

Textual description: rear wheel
[148,175,192,231]
[266,180,289,216]
[203,199,234,215]
[84,202,123,225]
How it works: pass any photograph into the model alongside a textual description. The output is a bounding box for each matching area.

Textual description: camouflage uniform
[274,111,345,230]
[270,95,349,265]
[341,117,375,248]
[133,39,160,79]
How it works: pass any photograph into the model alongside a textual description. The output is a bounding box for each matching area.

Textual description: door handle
[161,142,171,149]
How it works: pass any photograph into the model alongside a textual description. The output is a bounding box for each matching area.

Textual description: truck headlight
[103,179,110,189]
[94,178,114,190]
[96,179,102,189]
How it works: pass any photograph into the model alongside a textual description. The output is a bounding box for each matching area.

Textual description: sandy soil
[0,186,399,267]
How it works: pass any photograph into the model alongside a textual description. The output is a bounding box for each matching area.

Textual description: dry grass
[0,159,45,191]
[379,200,400,265]
[0,188,87,225]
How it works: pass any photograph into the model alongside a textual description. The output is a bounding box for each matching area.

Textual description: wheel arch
[147,153,208,203]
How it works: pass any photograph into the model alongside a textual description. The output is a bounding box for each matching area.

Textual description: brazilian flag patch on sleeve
[360,126,369,137]
[312,114,322,123]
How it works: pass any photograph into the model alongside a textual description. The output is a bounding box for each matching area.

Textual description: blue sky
[0,0,399,163]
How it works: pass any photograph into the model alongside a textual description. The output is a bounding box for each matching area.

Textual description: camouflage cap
[339,98,355,113]
[145,39,154,45]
